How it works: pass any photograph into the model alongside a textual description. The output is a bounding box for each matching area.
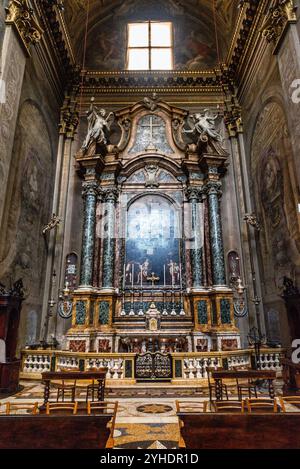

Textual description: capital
[59,98,79,139]
[204,181,222,197]
[261,0,297,52]
[6,1,43,56]
[82,181,100,199]
[185,186,202,202]
[102,187,119,203]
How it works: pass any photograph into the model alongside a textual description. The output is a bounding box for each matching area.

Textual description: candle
[163,264,166,287]
[140,265,143,287]
[179,263,182,288]
[123,263,126,289]
[132,263,134,288]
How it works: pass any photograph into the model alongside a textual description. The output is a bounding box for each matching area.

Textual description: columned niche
[66,97,240,354]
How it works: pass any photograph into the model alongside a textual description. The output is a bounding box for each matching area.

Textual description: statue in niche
[81,98,114,152]
[145,164,160,187]
[184,109,222,142]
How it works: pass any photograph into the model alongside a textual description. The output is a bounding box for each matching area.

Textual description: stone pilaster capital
[59,98,79,139]
[224,104,243,138]
[203,180,223,197]
[5,0,43,56]
[102,187,119,203]
[82,181,100,199]
[185,186,203,202]
[261,0,297,52]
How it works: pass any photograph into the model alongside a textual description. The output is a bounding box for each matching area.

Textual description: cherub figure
[81,98,114,151]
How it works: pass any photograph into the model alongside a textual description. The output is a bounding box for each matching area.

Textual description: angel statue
[184,109,222,142]
[81,98,114,151]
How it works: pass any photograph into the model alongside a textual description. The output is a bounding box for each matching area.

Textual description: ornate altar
[65,97,241,354]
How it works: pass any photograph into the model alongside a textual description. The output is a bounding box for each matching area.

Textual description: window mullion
[149,21,151,70]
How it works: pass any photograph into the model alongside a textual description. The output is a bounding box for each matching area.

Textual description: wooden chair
[245,398,278,413]
[46,401,78,415]
[206,367,228,401]
[52,371,77,402]
[214,400,244,413]
[236,377,258,400]
[85,369,106,402]
[175,400,208,413]
[5,402,39,415]
[86,401,118,449]
[279,396,300,412]
[175,400,208,448]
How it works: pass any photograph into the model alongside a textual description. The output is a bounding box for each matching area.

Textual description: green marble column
[102,188,118,289]
[206,181,226,286]
[80,181,99,286]
[186,187,203,287]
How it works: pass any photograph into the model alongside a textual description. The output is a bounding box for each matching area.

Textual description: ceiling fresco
[62,0,241,71]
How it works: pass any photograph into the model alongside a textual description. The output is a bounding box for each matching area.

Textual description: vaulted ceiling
[62,0,241,71]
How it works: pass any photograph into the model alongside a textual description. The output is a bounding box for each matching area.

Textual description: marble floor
[0,379,297,449]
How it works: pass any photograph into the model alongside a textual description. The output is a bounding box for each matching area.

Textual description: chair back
[5,402,39,415]
[279,396,300,412]
[86,401,118,449]
[245,398,278,413]
[214,400,244,413]
[175,400,208,413]
[46,402,78,414]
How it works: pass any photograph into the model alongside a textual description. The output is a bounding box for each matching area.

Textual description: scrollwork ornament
[5,0,43,55]
[261,0,297,46]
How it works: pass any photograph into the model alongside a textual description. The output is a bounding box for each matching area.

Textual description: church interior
[0,0,300,451]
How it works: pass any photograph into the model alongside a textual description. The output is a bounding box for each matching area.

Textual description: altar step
[105,383,211,398]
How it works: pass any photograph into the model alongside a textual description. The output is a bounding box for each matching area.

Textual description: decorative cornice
[5,0,43,56]
[261,0,297,54]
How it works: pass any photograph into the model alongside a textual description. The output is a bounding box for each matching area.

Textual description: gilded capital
[59,99,79,139]
[261,0,297,52]
[224,105,243,138]
[5,0,43,55]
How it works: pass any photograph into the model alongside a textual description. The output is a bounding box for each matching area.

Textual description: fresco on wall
[84,8,218,71]
[125,195,181,287]
[0,101,54,345]
[251,102,300,294]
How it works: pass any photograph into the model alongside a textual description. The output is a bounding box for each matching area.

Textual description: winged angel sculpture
[81,98,115,152]
[184,109,222,143]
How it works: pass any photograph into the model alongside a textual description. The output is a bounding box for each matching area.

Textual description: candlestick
[179,263,185,315]
[162,264,167,315]
[138,264,144,315]
[121,263,126,315]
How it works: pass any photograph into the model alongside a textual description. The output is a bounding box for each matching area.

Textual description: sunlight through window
[127,22,173,71]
